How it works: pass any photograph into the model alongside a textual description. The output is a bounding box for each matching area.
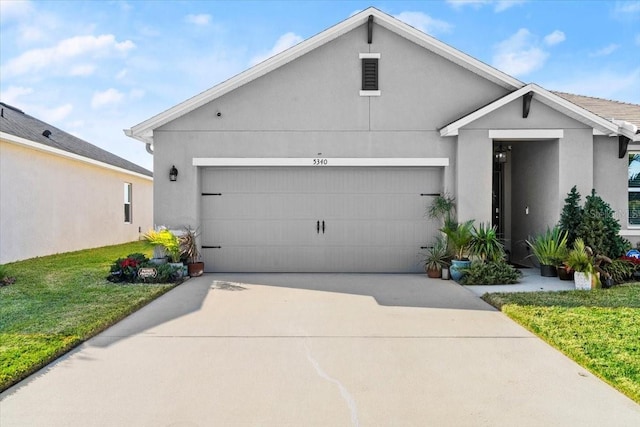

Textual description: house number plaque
[312,158,328,166]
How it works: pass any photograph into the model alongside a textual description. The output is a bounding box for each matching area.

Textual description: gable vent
[362,58,378,91]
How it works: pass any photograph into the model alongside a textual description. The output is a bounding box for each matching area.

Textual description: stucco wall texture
[0,140,153,263]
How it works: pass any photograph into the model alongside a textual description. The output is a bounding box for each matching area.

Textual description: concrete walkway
[1,274,639,426]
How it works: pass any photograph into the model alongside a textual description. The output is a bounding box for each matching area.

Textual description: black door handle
[322,220,325,234]
[317,220,320,234]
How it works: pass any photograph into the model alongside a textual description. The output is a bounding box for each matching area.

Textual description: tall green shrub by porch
[575,189,630,258]
[558,185,582,247]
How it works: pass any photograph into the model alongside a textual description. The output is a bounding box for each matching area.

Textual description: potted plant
[468,223,505,263]
[143,228,183,274]
[442,220,474,282]
[526,227,568,277]
[423,236,449,278]
[180,227,204,277]
[565,238,595,290]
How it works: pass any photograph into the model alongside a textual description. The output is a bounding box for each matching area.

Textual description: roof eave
[440,83,622,138]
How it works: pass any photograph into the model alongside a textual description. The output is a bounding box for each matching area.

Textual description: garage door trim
[193,157,449,167]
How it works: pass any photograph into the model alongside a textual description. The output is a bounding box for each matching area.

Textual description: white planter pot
[574,271,592,290]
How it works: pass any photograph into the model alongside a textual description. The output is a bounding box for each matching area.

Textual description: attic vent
[42,130,52,138]
[361,58,378,91]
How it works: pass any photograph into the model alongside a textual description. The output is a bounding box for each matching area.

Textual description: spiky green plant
[526,226,568,267]
[468,223,505,262]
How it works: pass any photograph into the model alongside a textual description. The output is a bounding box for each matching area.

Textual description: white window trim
[359,90,381,97]
[193,157,449,167]
[359,52,381,59]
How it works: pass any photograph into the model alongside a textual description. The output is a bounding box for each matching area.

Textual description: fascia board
[372,13,523,91]
[439,86,530,136]
[1,132,153,181]
[440,84,622,138]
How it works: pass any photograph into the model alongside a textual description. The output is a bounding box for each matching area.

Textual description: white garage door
[201,167,442,272]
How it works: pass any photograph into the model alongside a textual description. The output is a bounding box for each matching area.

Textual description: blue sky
[1,0,639,171]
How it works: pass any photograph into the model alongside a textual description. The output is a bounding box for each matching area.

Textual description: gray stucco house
[126,7,640,273]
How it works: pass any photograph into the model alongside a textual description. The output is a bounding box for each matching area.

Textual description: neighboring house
[126,7,639,273]
[0,102,153,264]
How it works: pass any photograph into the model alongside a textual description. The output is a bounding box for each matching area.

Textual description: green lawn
[0,241,176,391]
[483,285,640,404]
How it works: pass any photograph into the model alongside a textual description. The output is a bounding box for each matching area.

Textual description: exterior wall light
[494,145,508,164]
[169,165,178,181]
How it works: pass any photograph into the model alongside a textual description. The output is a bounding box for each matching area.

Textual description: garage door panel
[203,194,324,219]
[201,166,442,272]
[203,219,321,246]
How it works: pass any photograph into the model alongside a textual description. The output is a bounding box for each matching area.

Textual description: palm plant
[442,220,474,260]
[143,228,181,262]
[565,238,594,274]
[526,226,568,267]
[468,223,505,262]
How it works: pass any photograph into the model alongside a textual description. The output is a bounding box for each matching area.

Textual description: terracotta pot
[426,267,442,279]
[188,262,205,277]
[557,266,574,281]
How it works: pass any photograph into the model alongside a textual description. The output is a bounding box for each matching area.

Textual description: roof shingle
[553,92,640,132]
[0,102,152,177]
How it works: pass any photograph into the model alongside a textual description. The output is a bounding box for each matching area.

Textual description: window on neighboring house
[124,183,132,223]
[629,154,640,226]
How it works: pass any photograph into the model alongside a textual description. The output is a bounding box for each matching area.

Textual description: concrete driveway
[1,274,639,426]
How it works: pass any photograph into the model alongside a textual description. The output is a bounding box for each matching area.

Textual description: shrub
[459,260,521,285]
[559,185,582,247]
[107,253,181,284]
[0,264,16,286]
[575,190,630,258]
[602,259,636,284]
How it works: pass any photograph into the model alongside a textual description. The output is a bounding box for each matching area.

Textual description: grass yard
[483,285,640,404]
[0,241,176,391]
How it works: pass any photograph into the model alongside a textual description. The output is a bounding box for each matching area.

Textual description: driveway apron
[1,274,639,426]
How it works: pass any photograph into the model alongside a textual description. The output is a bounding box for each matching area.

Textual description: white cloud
[0,86,34,105]
[446,0,526,12]
[613,1,640,16]
[91,88,124,109]
[129,88,145,100]
[590,43,620,57]
[250,32,303,66]
[544,67,640,104]
[185,13,211,26]
[1,34,136,78]
[447,0,490,9]
[544,30,565,46]
[394,11,453,35]
[38,103,73,123]
[492,28,548,76]
[0,0,34,22]
[70,64,97,76]
[116,69,128,79]
[494,1,527,12]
